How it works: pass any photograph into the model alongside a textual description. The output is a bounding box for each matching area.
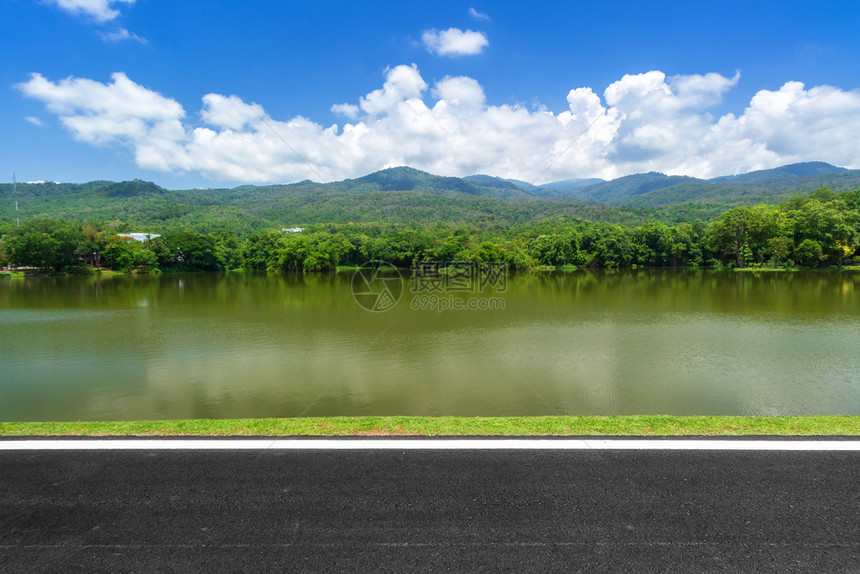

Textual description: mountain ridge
[710,161,850,183]
[2,162,858,236]
[3,161,852,204]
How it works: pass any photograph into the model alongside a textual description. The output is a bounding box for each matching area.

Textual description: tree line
[1,188,857,273]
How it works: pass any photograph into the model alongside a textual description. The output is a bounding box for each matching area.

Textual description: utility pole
[13,173,20,227]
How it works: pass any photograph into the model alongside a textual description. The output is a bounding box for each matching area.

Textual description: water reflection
[0,269,858,420]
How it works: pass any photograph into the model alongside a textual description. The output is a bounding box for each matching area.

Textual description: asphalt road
[1,446,859,572]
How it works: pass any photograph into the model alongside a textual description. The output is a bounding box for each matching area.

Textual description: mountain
[114,179,165,196]
[464,176,607,198]
[540,178,605,192]
[465,175,607,199]
[325,162,860,211]
[504,178,542,191]
[0,173,639,234]
[333,166,534,201]
[613,163,860,208]
[463,174,538,192]
[555,162,858,207]
[2,162,859,236]
[622,170,860,209]
[527,178,606,198]
[710,162,849,184]
[564,172,706,203]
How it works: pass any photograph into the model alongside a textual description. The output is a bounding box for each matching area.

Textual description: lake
[1,268,858,421]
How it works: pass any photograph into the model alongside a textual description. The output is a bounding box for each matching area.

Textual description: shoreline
[3,265,858,278]
[2,415,859,437]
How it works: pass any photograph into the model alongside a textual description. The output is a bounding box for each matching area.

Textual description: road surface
[1,440,859,572]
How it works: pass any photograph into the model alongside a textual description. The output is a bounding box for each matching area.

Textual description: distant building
[281,227,305,233]
[118,233,161,242]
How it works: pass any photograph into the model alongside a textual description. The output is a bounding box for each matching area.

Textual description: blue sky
[3,0,860,188]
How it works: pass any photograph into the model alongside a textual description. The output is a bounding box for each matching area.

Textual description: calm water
[1,269,858,421]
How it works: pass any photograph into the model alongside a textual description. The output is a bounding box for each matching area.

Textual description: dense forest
[1,187,857,273]
[0,177,728,234]
[3,164,860,238]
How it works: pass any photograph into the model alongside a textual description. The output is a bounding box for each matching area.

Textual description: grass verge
[1,416,859,437]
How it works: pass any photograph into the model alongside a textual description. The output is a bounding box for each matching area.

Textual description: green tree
[633,222,674,265]
[102,235,138,272]
[795,239,824,267]
[791,200,858,265]
[4,219,88,272]
[838,189,860,211]
[302,234,346,271]
[243,231,283,270]
[501,241,535,270]
[707,206,788,267]
[766,236,794,267]
[214,233,245,270]
[589,224,634,268]
[530,234,568,266]
[133,248,159,273]
[6,232,60,271]
[155,232,219,271]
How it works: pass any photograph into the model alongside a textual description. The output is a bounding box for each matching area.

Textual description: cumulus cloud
[422,28,488,56]
[200,94,264,131]
[25,116,44,126]
[468,8,491,22]
[48,0,135,22]
[433,76,486,109]
[16,72,186,171]
[16,67,860,184]
[359,64,428,115]
[330,103,359,119]
[599,71,741,169]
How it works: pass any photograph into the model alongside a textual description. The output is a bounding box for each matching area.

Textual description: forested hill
[710,161,850,183]
[565,162,860,206]
[1,163,859,237]
[565,173,706,203]
[328,166,533,201]
[0,177,656,236]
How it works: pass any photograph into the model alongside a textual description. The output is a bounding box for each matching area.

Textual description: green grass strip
[1,416,859,436]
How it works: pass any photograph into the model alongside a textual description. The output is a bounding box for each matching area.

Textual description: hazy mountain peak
[710,161,847,183]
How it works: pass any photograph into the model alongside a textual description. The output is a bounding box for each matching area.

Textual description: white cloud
[25,116,44,126]
[48,0,135,23]
[99,27,146,43]
[600,71,739,170]
[359,64,427,115]
[468,8,491,22]
[422,28,488,56]
[706,81,860,174]
[331,103,359,119]
[200,94,264,131]
[16,67,860,184]
[432,76,486,109]
[16,72,186,171]
[669,71,740,108]
[17,72,182,126]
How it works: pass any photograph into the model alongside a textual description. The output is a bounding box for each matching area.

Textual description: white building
[118,233,161,242]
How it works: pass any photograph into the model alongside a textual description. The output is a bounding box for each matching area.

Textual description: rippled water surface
[1,269,858,420]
